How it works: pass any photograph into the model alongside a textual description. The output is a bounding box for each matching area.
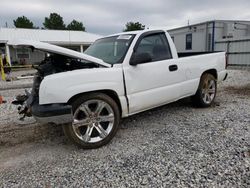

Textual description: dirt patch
[224,84,250,96]
[0,123,64,147]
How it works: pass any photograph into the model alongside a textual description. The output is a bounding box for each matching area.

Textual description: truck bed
[178,51,223,58]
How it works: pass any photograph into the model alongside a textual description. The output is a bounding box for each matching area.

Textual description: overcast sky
[0,0,250,35]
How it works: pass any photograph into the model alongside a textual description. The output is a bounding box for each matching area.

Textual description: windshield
[84,34,135,64]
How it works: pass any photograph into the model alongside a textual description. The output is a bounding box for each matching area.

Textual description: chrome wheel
[191,73,217,108]
[201,78,216,104]
[72,99,115,143]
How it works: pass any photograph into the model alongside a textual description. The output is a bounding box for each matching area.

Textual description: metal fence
[215,38,250,67]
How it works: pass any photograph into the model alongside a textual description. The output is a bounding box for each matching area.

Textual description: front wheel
[63,93,120,149]
[191,73,217,107]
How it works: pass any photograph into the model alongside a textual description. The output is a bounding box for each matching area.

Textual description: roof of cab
[103,29,167,39]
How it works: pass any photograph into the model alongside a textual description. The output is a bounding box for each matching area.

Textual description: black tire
[191,73,217,107]
[63,93,120,149]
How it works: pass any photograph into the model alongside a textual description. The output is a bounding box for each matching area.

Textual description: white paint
[20,30,227,119]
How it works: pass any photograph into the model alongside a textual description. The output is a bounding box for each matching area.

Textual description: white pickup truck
[10,29,228,148]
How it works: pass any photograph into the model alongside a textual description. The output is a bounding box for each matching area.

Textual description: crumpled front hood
[7,39,111,68]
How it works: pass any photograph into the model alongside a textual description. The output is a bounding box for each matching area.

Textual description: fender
[39,67,125,105]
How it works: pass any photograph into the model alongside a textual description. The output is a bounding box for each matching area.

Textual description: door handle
[169,64,178,72]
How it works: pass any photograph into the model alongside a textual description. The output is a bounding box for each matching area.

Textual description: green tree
[43,13,66,30]
[13,16,35,29]
[124,22,145,31]
[67,20,85,31]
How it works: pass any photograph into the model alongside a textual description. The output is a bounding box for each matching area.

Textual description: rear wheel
[63,93,120,149]
[191,73,217,107]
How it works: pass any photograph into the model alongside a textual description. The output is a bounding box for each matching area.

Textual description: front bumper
[31,102,73,124]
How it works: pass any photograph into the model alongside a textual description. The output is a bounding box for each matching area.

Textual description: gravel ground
[0,69,249,187]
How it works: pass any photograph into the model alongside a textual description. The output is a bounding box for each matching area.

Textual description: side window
[186,34,192,50]
[135,33,172,62]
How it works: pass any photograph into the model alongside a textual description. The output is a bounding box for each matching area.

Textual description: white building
[0,28,102,65]
[168,20,250,66]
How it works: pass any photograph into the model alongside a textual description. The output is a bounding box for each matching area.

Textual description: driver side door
[124,32,183,114]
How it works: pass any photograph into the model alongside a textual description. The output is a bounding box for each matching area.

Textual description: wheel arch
[192,69,218,107]
[201,69,218,80]
[67,90,122,116]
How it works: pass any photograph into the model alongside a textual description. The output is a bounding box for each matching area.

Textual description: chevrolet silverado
[10,29,228,148]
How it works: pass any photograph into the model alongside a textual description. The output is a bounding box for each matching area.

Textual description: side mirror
[130,52,152,66]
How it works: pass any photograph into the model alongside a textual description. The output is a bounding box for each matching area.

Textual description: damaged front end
[9,39,109,125]
[12,54,100,124]
[12,65,73,124]
[12,74,73,125]
[12,70,43,120]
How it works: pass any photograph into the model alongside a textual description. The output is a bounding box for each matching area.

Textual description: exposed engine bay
[36,54,99,77]
[12,53,100,121]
